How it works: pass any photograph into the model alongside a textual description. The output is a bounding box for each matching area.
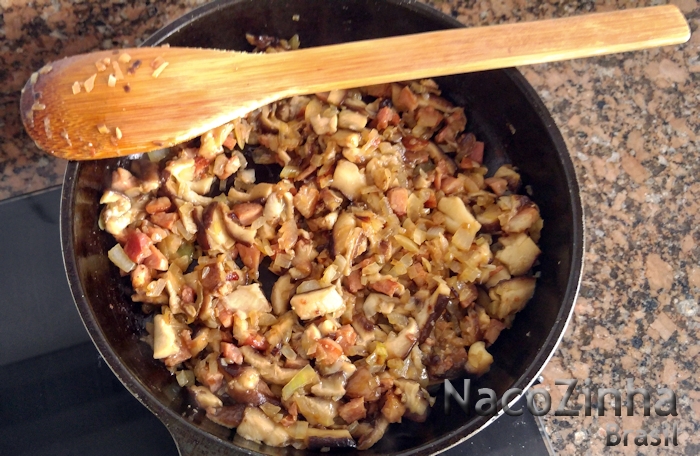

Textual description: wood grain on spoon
[20,5,689,161]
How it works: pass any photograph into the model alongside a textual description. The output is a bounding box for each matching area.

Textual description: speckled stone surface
[2,0,699,453]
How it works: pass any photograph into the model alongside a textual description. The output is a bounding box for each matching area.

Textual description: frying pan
[61,0,584,454]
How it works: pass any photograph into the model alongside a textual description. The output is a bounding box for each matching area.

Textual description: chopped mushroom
[307,428,356,449]
[310,373,347,399]
[152,313,180,359]
[291,286,345,320]
[293,395,339,427]
[331,160,366,200]
[495,233,541,276]
[220,284,272,314]
[271,274,297,315]
[236,407,290,447]
[484,277,536,320]
[384,318,419,359]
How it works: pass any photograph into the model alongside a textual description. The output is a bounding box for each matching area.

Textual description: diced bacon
[415,106,444,128]
[181,285,195,304]
[470,141,485,164]
[237,244,262,273]
[111,168,138,192]
[222,134,236,150]
[484,177,509,196]
[313,338,343,366]
[402,135,429,152]
[339,397,366,423]
[370,278,402,297]
[459,156,478,170]
[279,402,299,427]
[242,333,270,351]
[220,342,244,365]
[215,302,235,328]
[424,192,437,209]
[123,230,153,263]
[232,203,263,226]
[374,106,400,130]
[335,324,358,352]
[440,176,463,195]
[387,187,408,217]
[142,244,168,271]
[396,86,419,112]
[150,212,178,230]
[345,269,364,294]
[146,197,173,214]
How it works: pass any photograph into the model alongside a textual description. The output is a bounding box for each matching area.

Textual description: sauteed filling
[99,37,542,451]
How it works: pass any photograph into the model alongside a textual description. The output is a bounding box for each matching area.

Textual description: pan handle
[163,416,233,456]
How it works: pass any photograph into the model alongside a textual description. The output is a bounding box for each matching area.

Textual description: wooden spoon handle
[263,5,690,91]
[21,5,689,161]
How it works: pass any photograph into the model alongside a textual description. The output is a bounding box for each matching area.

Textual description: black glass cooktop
[0,187,552,456]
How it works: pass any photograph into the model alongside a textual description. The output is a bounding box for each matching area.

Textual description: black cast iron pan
[61,0,584,454]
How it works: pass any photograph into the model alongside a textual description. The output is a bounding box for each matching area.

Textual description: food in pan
[99,36,542,451]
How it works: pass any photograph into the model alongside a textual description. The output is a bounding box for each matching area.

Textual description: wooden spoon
[21,5,689,160]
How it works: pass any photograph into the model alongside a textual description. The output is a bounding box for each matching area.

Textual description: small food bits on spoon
[127,59,141,75]
[112,61,124,80]
[72,81,81,94]
[84,74,97,93]
[152,61,169,78]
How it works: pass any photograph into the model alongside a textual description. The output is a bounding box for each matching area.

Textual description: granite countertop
[1,0,699,453]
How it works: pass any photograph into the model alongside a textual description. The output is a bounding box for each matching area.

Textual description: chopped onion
[148,148,169,162]
[281,344,297,360]
[281,364,318,400]
[393,234,420,253]
[261,402,282,418]
[108,244,136,272]
[175,369,195,387]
